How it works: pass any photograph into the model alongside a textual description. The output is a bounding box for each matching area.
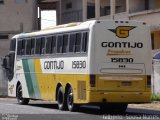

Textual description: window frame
[81,32,89,53]
[41,37,46,55]
[21,39,26,56]
[16,29,89,57]
[46,35,53,54]
[56,35,63,54]
[62,34,69,54]
[69,33,76,53]
[30,38,36,55]
[10,39,16,52]
[25,38,32,56]
[35,37,42,55]
[17,40,22,56]
[51,35,57,54]
[75,32,82,53]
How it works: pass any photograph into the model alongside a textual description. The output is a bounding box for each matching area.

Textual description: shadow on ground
[27,103,160,116]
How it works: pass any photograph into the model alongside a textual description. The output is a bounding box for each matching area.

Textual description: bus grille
[78,81,86,100]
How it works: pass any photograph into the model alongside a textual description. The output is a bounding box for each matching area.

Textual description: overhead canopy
[38,0,59,10]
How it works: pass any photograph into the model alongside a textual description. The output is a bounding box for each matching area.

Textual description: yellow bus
[3,20,152,112]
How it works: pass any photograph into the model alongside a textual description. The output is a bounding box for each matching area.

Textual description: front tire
[16,84,29,105]
[67,87,79,112]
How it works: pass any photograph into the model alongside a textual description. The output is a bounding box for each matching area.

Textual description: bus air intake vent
[78,81,86,100]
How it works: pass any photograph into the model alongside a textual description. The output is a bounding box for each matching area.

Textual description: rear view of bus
[89,20,152,112]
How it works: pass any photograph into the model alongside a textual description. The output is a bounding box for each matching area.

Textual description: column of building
[82,0,121,21]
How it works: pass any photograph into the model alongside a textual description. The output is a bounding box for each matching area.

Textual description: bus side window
[31,38,35,55]
[26,39,31,55]
[17,40,22,55]
[75,33,82,53]
[35,38,41,55]
[81,32,88,53]
[62,34,69,53]
[69,34,76,53]
[10,39,16,52]
[52,36,57,54]
[57,35,63,53]
[41,37,46,54]
[46,36,52,54]
[21,39,26,55]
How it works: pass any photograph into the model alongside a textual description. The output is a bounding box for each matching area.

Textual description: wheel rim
[17,86,23,102]
[67,88,73,107]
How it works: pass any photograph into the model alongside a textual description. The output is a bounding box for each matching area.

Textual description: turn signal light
[147,75,151,88]
[90,75,96,87]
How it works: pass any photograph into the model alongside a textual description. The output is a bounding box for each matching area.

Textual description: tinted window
[35,38,41,54]
[81,32,88,52]
[31,38,35,55]
[62,34,69,53]
[75,33,82,52]
[57,35,63,53]
[41,37,46,54]
[51,36,57,54]
[21,39,26,55]
[69,34,76,52]
[17,40,22,55]
[10,39,16,51]
[26,39,31,55]
[46,36,52,54]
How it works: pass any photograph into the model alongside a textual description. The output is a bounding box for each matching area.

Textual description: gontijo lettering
[101,42,143,48]
[44,60,64,70]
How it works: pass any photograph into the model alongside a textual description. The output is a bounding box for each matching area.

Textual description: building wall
[129,10,160,25]
[149,0,160,10]
[129,0,145,13]
[153,31,160,50]
[0,0,38,96]
[0,0,38,56]
[115,0,126,13]
[129,0,160,13]
[57,0,83,24]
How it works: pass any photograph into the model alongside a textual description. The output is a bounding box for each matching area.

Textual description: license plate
[121,82,132,86]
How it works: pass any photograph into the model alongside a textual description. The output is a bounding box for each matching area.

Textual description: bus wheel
[67,87,79,112]
[16,84,29,105]
[57,86,67,110]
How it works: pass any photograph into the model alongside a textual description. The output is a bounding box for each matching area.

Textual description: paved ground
[0,98,160,120]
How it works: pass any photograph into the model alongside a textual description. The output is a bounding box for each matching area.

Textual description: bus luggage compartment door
[97,63,146,92]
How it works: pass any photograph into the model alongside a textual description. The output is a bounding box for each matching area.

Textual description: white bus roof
[12,20,147,39]
[13,20,97,39]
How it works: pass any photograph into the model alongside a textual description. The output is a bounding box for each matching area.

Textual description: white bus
[3,20,152,112]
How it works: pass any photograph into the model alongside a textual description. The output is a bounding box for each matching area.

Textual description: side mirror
[2,55,9,70]
[2,58,7,69]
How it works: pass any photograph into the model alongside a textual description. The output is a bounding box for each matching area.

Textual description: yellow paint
[96,74,146,92]
[34,59,45,100]
[33,59,151,103]
[88,91,151,103]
